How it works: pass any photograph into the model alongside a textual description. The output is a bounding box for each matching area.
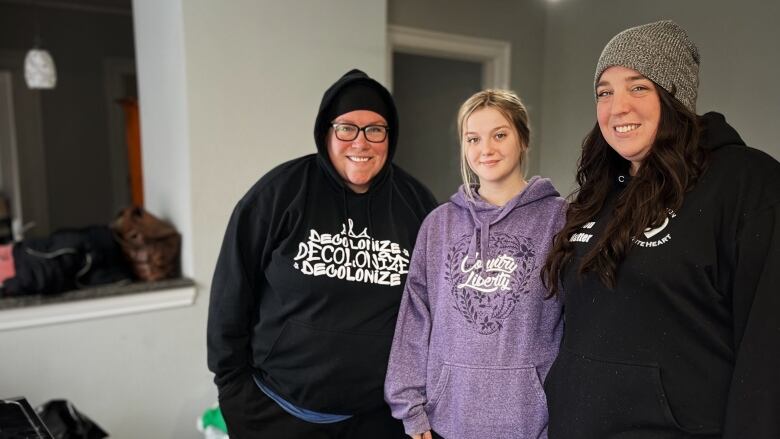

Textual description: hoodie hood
[314,69,399,191]
[700,111,745,151]
[450,176,561,262]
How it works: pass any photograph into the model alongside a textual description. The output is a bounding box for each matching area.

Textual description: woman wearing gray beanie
[542,20,780,438]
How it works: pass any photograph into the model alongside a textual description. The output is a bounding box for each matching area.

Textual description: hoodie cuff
[403,409,432,436]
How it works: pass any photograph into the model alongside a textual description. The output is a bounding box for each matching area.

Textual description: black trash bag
[2,225,133,297]
[35,400,108,439]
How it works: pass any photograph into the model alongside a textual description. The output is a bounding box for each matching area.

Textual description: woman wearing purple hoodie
[384,90,566,439]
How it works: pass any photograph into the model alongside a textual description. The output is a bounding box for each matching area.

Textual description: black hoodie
[544,112,780,438]
[207,70,437,414]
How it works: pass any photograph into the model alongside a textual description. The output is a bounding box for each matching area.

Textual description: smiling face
[326,110,389,193]
[463,107,524,189]
[596,66,662,174]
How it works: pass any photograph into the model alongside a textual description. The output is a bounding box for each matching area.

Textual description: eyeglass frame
[330,122,390,143]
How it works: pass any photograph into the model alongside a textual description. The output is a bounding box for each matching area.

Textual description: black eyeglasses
[331,123,389,143]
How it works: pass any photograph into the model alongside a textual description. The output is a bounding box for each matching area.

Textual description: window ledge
[0,278,197,331]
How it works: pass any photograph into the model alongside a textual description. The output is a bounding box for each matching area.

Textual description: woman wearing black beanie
[207,69,437,438]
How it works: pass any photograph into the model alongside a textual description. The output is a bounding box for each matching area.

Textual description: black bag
[0,396,54,438]
[35,400,108,439]
[2,226,133,296]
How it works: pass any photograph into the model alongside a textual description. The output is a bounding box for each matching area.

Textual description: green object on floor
[200,405,227,433]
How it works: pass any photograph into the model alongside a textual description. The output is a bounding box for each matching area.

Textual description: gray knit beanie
[594,20,700,113]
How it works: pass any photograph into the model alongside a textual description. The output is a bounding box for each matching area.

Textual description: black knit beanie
[323,82,391,124]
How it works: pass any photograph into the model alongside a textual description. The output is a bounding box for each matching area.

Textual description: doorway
[388,25,511,202]
[0,52,49,238]
[0,71,22,240]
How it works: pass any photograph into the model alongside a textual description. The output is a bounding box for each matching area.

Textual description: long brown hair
[542,86,707,296]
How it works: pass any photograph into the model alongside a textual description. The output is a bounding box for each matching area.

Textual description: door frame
[387,25,511,91]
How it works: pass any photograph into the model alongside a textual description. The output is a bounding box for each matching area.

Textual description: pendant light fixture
[24,48,57,89]
[24,2,57,90]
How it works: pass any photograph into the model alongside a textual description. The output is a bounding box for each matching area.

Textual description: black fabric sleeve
[207,198,269,388]
[723,201,780,438]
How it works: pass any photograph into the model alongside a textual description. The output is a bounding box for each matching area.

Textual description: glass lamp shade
[24,48,57,89]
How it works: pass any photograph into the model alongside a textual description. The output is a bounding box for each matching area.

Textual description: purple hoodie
[384,176,566,439]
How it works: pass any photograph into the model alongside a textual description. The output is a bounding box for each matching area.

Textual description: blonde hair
[457,89,531,199]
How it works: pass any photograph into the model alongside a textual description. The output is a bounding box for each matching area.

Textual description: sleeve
[384,219,435,435]
[206,197,271,389]
[722,200,780,438]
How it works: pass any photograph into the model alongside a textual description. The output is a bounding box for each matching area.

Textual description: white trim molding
[387,25,511,90]
[0,285,197,331]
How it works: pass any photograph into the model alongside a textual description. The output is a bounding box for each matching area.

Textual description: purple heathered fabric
[384,176,566,439]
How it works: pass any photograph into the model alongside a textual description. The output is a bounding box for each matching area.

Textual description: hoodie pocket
[260,319,393,414]
[425,363,548,439]
[544,348,706,438]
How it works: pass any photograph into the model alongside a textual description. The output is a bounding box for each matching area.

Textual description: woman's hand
[410,432,433,439]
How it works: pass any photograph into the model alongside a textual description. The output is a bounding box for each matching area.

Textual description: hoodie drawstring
[480,222,490,264]
[366,195,374,237]
[464,199,489,264]
[341,188,349,228]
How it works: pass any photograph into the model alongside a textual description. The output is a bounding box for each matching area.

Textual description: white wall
[0,1,387,437]
[135,0,193,277]
[539,0,780,194]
